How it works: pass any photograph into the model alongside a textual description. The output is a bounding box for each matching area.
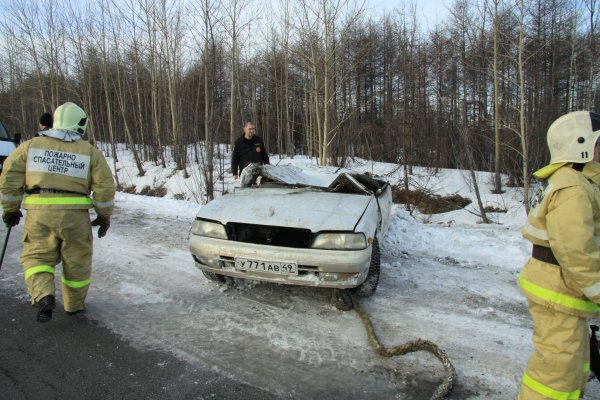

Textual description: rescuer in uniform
[518,111,600,399]
[0,102,115,323]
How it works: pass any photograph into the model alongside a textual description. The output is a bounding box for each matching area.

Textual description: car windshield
[238,164,386,195]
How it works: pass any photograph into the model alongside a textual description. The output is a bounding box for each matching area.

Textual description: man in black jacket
[231,121,269,179]
[34,112,53,137]
[39,112,53,131]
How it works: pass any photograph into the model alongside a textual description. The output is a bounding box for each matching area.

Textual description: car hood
[197,188,371,232]
[0,140,16,157]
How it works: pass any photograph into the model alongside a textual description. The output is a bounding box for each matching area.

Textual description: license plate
[235,257,298,275]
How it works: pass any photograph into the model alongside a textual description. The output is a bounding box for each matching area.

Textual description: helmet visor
[590,112,600,133]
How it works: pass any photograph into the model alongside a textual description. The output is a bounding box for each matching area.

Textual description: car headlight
[311,233,367,250]
[191,219,228,239]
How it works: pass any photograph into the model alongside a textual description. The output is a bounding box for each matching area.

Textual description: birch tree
[451,0,490,223]
[491,0,503,194]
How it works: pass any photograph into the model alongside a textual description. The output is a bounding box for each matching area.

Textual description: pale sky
[366,0,452,29]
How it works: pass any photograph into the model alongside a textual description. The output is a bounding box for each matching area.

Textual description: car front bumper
[189,235,371,288]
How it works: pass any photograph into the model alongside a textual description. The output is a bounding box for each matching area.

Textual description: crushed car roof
[239,163,386,195]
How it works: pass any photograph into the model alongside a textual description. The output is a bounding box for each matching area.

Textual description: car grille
[226,223,313,248]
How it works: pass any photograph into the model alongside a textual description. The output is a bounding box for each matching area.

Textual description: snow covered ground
[2,145,600,399]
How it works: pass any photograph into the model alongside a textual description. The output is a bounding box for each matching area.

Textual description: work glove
[91,215,110,238]
[3,210,22,227]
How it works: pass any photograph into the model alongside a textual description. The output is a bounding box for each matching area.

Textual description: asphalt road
[0,287,278,400]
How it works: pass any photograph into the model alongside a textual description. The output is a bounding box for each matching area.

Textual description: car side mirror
[13,133,21,144]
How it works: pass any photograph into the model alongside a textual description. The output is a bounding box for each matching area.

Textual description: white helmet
[548,111,600,164]
[52,102,88,135]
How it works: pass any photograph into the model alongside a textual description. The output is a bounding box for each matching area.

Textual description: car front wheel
[202,270,226,283]
[351,237,380,297]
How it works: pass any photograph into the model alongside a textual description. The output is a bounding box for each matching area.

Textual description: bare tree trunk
[203,0,215,201]
[492,0,503,194]
[97,2,120,188]
[224,0,250,151]
[518,0,530,213]
[587,0,598,108]
[159,0,185,171]
[149,4,166,167]
[453,0,489,223]
[283,0,293,157]
[107,2,145,176]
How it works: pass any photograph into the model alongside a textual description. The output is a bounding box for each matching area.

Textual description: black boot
[331,289,354,311]
[36,295,56,323]
[66,307,85,316]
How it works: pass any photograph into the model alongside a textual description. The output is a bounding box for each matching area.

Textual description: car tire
[331,289,354,311]
[202,270,226,283]
[351,237,380,297]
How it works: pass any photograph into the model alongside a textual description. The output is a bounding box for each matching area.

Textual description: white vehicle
[189,163,392,307]
[0,121,20,171]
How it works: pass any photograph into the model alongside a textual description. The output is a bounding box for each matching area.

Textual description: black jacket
[231,134,269,176]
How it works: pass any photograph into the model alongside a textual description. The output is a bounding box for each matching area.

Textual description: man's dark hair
[243,119,253,127]
[39,112,53,128]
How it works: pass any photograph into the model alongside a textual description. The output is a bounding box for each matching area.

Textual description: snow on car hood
[197,188,371,232]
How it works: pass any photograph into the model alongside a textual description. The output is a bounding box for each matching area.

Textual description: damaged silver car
[188,163,392,309]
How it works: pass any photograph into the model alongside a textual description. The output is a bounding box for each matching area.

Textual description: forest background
[0,0,597,210]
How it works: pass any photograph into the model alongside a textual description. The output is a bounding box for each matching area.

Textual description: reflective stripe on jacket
[23,195,93,207]
[0,136,115,217]
[519,164,600,318]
